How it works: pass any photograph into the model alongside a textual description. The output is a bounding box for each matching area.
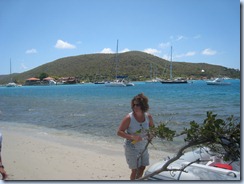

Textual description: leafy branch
[137,111,240,180]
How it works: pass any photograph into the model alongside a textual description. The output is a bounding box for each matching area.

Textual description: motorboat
[49,80,57,85]
[105,79,126,87]
[206,78,231,85]
[6,82,17,87]
[144,147,240,180]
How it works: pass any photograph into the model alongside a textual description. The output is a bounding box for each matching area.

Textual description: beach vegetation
[138,111,240,180]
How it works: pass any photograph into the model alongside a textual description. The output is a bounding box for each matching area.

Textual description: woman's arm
[117,114,134,140]
[148,113,154,127]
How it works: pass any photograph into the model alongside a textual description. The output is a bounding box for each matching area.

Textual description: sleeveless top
[124,112,150,149]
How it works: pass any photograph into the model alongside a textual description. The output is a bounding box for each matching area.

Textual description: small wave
[37,132,48,135]
[70,113,86,117]
[154,112,179,117]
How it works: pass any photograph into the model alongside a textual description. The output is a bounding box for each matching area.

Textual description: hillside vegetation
[0,51,240,84]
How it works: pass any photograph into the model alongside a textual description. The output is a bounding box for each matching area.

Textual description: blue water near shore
[0,80,240,150]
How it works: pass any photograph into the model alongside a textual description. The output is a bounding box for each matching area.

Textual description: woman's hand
[131,135,142,144]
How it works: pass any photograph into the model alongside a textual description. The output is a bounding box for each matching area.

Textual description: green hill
[0,51,240,84]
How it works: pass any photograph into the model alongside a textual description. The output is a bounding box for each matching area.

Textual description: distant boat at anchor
[145,63,162,83]
[105,40,134,87]
[161,46,188,84]
[206,78,231,85]
[6,58,18,87]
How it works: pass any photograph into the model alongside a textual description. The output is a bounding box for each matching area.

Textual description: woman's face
[132,101,142,113]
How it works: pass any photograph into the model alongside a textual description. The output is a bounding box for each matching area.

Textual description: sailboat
[6,58,17,87]
[105,40,134,87]
[145,63,162,83]
[161,46,187,84]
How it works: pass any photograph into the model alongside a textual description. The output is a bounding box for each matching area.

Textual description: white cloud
[121,48,130,53]
[143,48,161,55]
[174,51,196,59]
[100,48,130,54]
[100,48,113,53]
[202,48,217,56]
[26,48,37,54]
[55,39,76,49]
[185,51,196,56]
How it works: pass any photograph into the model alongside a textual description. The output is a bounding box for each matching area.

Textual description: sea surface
[0,80,240,152]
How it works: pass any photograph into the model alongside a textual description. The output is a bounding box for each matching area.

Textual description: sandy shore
[0,125,171,181]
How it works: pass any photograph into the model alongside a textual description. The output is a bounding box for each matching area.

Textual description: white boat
[145,77,162,83]
[6,82,17,87]
[49,80,57,85]
[105,79,126,87]
[144,147,240,180]
[206,78,231,85]
[145,63,162,83]
[123,78,135,86]
[6,59,18,87]
[105,40,134,87]
[125,81,135,86]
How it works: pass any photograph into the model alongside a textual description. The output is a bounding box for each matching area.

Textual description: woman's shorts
[124,143,149,169]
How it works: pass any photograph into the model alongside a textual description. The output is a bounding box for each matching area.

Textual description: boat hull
[144,148,240,180]
[206,82,231,85]
[161,80,188,84]
[6,82,17,87]
[105,82,126,87]
[206,78,231,85]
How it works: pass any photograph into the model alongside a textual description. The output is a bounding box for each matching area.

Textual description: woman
[117,93,154,180]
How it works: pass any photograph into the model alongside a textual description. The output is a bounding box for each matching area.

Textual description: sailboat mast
[115,39,119,79]
[10,58,13,82]
[150,63,152,80]
[170,46,172,80]
[10,58,12,75]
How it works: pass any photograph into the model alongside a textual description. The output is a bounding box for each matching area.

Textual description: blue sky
[0,0,241,75]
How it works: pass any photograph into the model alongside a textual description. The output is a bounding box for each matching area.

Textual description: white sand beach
[0,125,171,180]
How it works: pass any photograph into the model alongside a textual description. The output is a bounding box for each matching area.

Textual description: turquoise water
[0,80,240,148]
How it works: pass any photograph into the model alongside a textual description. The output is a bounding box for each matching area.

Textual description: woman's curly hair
[131,93,149,112]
